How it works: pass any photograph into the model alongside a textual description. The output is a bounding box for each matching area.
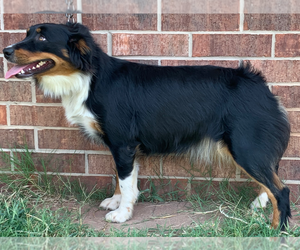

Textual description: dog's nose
[3,47,14,60]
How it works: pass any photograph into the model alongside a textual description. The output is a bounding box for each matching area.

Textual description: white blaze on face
[105,161,140,223]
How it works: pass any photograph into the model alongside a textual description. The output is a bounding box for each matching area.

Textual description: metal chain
[66,0,75,23]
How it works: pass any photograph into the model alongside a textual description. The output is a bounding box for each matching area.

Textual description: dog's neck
[38,72,95,125]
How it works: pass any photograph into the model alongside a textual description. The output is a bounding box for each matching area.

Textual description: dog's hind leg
[99,171,122,211]
[251,186,269,209]
[250,163,282,210]
[250,163,282,209]
[230,139,291,230]
[104,145,140,223]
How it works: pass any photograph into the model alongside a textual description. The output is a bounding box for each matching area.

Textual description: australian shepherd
[3,22,291,230]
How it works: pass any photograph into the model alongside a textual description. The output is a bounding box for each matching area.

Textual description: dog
[3,22,291,230]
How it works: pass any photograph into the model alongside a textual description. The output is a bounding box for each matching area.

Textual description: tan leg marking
[114,171,121,195]
[236,164,280,229]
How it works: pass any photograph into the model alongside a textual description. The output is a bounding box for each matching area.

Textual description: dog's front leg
[105,145,139,223]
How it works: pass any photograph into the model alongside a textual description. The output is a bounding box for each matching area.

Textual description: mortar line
[34,128,39,151]
[239,0,244,32]
[0,125,80,130]
[6,104,10,125]
[160,156,163,177]
[107,32,112,56]
[9,150,14,171]
[0,148,112,155]
[271,33,276,58]
[0,0,4,30]
[31,81,36,103]
[76,0,82,23]
[188,33,193,57]
[157,0,161,32]
[0,102,62,106]
[3,30,300,35]
[85,152,89,174]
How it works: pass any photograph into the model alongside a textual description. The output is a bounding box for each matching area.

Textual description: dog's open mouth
[5,59,55,79]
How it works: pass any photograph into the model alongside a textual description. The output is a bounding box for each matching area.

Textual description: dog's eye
[38,35,46,41]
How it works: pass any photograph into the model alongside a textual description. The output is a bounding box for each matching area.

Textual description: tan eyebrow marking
[36,28,41,33]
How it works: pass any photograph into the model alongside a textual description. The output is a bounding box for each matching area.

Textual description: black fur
[3,22,291,229]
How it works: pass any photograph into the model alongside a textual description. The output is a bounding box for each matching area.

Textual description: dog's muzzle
[3,47,15,61]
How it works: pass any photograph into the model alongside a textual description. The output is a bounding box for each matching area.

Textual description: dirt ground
[76,201,300,232]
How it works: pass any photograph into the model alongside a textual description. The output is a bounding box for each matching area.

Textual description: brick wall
[0,0,299,202]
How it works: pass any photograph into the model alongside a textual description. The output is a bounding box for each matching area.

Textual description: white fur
[105,162,140,223]
[39,72,101,141]
[100,194,122,211]
[251,192,269,209]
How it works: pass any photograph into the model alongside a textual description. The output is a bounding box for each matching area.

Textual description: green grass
[0,146,300,237]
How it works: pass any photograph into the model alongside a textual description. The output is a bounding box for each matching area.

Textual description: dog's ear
[67,24,94,72]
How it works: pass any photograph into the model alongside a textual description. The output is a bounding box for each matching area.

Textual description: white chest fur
[39,72,100,141]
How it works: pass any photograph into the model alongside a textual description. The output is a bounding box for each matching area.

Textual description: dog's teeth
[33,67,36,69]
[21,70,25,73]
[36,65,40,68]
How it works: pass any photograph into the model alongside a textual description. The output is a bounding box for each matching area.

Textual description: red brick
[0,81,32,102]
[88,154,115,175]
[129,60,159,66]
[191,180,259,198]
[250,60,300,83]
[162,14,239,31]
[35,87,61,103]
[161,60,239,68]
[287,111,300,133]
[279,160,300,181]
[4,0,71,14]
[244,0,299,14]
[287,184,300,204]
[191,179,220,197]
[15,152,85,173]
[244,14,300,31]
[193,34,272,57]
[137,156,161,176]
[163,0,239,13]
[0,152,11,170]
[0,58,4,78]
[10,105,70,127]
[82,14,157,31]
[162,155,236,179]
[275,34,300,57]
[38,129,109,151]
[0,129,34,149]
[92,34,108,53]
[3,14,65,30]
[139,178,188,200]
[82,0,156,14]
[76,176,113,193]
[0,33,25,49]
[272,86,300,108]
[0,106,7,125]
[55,175,113,194]
[112,34,189,56]
[284,136,300,158]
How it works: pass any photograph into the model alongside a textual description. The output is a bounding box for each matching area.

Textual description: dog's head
[3,23,95,80]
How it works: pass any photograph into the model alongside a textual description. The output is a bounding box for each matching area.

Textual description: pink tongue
[5,65,28,79]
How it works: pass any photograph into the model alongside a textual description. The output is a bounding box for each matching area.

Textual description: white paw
[105,207,133,223]
[99,194,121,210]
[251,192,269,209]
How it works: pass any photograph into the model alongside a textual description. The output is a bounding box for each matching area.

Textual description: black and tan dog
[3,22,291,230]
